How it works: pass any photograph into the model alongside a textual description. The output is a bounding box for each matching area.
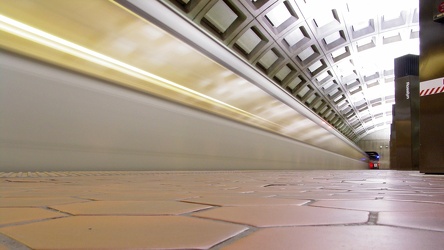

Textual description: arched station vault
[1,0,389,170]
[120,0,419,141]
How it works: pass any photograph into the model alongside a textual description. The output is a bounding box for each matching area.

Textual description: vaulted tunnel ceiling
[147,0,419,141]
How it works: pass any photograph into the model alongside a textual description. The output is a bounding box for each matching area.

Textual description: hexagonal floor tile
[221,226,444,250]
[0,216,247,249]
[383,195,444,204]
[81,192,198,201]
[379,210,444,231]
[311,199,444,212]
[182,195,308,206]
[193,205,368,227]
[0,197,87,207]
[50,201,211,215]
[0,208,67,226]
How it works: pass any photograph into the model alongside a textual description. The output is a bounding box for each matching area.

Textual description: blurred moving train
[0,1,370,171]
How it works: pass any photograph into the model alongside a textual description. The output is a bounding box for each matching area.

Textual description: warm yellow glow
[0,14,282,130]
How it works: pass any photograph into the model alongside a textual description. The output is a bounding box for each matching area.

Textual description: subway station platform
[1,170,444,249]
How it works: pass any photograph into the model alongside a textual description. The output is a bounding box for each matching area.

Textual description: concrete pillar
[391,55,419,170]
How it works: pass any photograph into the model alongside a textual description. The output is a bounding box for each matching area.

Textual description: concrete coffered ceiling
[124,0,419,141]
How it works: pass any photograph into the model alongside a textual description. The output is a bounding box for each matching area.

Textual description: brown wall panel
[419,0,444,173]
[420,93,444,173]
[393,121,412,170]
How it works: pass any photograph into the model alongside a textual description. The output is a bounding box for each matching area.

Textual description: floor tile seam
[256,222,375,228]
[308,205,439,214]
[44,206,79,217]
[68,197,97,202]
[229,217,444,230]
[300,199,317,206]
[175,209,259,250]
[198,219,413,230]
[307,204,379,212]
[185,212,258,228]
[44,201,217,216]
[0,215,69,229]
[381,199,444,205]
[179,203,312,208]
[309,198,444,206]
[0,199,99,209]
[35,212,209,217]
[371,211,444,232]
[0,206,76,227]
[367,211,378,224]
[0,233,32,250]
[209,227,259,250]
[180,205,256,228]
[178,200,225,207]
[372,222,444,233]
[180,205,221,217]
[4,212,253,235]
[187,211,375,229]
[14,200,98,210]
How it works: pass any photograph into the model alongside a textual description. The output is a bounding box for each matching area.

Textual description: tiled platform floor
[1,170,444,249]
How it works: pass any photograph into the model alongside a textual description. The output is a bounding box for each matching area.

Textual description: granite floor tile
[0,216,247,249]
[274,193,337,200]
[1,170,444,249]
[0,197,87,207]
[379,210,444,231]
[311,199,444,212]
[421,190,444,194]
[0,208,67,226]
[221,226,444,250]
[1,191,100,198]
[182,195,309,206]
[328,193,385,200]
[50,200,211,215]
[193,205,369,227]
[81,192,198,201]
[383,194,444,204]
